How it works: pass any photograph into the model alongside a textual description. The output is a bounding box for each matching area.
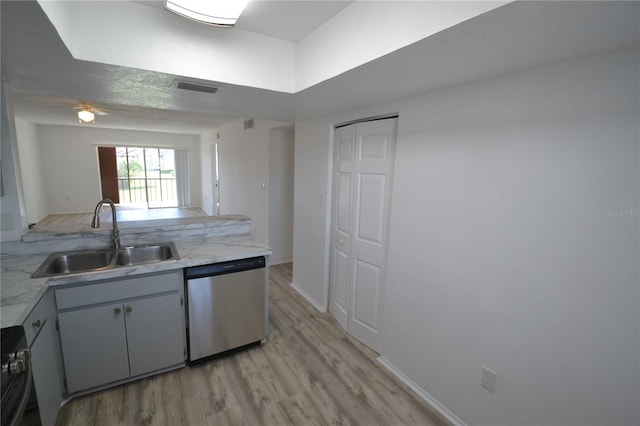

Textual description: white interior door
[330,117,397,352]
[329,124,355,329]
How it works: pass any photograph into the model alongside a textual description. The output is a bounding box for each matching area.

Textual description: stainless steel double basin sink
[32,242,179,278]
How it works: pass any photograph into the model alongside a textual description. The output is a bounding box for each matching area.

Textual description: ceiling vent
[173,80,219,94]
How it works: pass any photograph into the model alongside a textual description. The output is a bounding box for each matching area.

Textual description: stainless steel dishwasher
[185,256,267,362]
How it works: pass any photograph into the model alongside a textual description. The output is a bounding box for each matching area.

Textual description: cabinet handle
[114,308,121,314]
[32,319,41,329]
[125,306,132,313]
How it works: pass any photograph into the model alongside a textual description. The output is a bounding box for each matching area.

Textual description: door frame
[211,143,220,216]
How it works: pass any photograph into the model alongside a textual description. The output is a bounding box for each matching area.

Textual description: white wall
[295,1,507,91]
[291,119,332,307]
[1,86,28,241]
[15,118,46,224]
[268,125,294,264]
[37,0,508,94]
[292,49,639,425]
[216,118,289,243]
[34,125,201,214]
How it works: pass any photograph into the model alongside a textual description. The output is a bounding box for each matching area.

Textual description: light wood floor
[55,264,448,426]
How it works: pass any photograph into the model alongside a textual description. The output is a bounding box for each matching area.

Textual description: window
[116,147,178,208]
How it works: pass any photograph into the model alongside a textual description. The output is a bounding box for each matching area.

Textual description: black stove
[1,325,31,425]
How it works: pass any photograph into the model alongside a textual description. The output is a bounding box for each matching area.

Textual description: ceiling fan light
[165,0,249,27]
[78,109,95,123]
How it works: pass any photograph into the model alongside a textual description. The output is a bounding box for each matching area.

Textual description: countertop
[1,234,272,328]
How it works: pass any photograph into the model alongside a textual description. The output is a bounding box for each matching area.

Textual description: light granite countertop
[1,234,271,328]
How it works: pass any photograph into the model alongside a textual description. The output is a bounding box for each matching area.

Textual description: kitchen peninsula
[1,214,271,426]
[1,214,271,328]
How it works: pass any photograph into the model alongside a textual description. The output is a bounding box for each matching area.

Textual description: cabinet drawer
[24,290,56,345]
[55,270,183,310]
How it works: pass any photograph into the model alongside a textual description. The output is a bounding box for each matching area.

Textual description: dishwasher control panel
[185,256,265,279]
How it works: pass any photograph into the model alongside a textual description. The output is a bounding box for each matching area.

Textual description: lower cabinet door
[30,319,63,426]
[125,293,185,377]
[26,290,64,426]
[58,303,130,393]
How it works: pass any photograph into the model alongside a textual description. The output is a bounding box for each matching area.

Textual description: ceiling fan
[33,97,121,124]
[73,103,109,124]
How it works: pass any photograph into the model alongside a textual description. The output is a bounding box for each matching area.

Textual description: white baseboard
[290,281,327,313]
[377,356,466,426]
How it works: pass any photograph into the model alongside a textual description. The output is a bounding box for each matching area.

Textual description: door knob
[114,308,121,314]
[125,306,132,313]
[339,239,344,245]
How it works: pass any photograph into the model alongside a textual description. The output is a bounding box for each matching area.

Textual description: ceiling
[3,1,353,134]
[2,1,639,135]
[134,1,353,42]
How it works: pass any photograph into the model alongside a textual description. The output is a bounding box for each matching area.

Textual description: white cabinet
[23,289,64,426]
[55,270,186,394]
[125,293,184,377]
[57,302,130,392]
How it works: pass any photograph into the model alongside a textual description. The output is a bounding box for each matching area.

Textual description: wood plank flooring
[55,264,449,426]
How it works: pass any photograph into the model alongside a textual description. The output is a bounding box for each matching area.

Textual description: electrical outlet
[481,366,497,393]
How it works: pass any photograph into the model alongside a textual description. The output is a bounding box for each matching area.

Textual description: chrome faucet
[91,199,121,250]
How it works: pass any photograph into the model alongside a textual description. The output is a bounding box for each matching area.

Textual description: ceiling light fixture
[165,0,249,27]
[77,109,95,124]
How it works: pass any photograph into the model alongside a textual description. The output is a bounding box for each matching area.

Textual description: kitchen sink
[32,242,179,278]
[33,250,114,277]
[115,243,177,266]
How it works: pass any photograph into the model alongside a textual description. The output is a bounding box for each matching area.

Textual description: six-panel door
[329,117,398,353]
[330,124,356,329]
